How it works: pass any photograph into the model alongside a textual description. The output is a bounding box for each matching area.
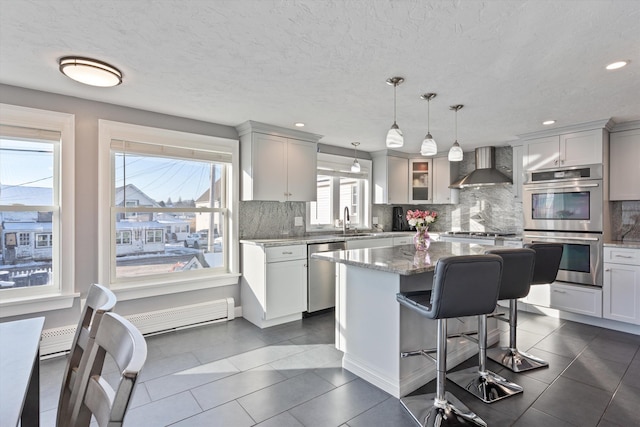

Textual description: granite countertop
[240,231,415,247]
[604,241,640,250]
[311,241,494,275]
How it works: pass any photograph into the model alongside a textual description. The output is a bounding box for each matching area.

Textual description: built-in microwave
[523,164,603,233]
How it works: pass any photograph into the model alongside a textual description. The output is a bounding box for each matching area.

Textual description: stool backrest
[58,283,116,426]
[523,243,563,285]
[430,254,503,319]
[485,248,536,300]
[69,312,147,427]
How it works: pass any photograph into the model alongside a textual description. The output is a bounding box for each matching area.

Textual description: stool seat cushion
[486,248,536,300]
[397,254,503,320]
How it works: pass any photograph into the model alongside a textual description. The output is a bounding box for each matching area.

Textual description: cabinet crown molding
[517,118,614,141]
[235,120,323,142]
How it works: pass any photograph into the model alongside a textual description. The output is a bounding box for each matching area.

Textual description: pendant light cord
[393,83,397,124]
[427,98,431,133]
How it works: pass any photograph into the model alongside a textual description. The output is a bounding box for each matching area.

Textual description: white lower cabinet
[241,244,307,328]
[522,282,602,317]
[603,247,640,325]
[549,282,602,317]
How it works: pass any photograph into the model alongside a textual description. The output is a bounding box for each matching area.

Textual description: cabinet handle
[615,255,633,259]
[282,251,293,255]
[605,269,611,272]
[552,290,567,294]
[554,159,559,165]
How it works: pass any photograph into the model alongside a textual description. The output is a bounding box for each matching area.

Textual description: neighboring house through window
[98,120,239,298]
[0,103,75,316]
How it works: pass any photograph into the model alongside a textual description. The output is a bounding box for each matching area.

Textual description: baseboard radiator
[40,297,235,357]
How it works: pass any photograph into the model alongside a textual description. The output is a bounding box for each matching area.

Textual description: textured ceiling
[1,0,639,154]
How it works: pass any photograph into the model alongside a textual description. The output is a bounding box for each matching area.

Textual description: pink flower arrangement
[406,209,438,231]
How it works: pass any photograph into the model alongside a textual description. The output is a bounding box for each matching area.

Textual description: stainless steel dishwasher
[307,241,346,313]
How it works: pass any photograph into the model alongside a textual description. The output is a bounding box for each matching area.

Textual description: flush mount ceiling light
[542,120,556,125]
[294,122,305,127]
[59,56,122,87]
[385,77,404,148]
[420,93,438,156]
[448,104,464,162]
[606,60,629,70]
[351,142,361,173]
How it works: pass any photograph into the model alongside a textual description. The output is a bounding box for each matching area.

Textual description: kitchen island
[312,241,500,398]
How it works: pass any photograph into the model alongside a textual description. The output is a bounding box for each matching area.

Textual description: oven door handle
[524,234,600,242]
[524,183,600,191]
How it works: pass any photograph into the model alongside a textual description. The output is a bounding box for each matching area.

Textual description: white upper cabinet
[524,129,605,171]
[372,152,409,204]
[431,156,459,204]
[610,128,640,201]
[237,121,322,202]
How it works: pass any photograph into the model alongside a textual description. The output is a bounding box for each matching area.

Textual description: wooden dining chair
[67,312,147,427]
[57,284,116,427]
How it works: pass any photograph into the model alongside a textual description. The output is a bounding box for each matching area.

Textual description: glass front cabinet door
[409,159,432,203]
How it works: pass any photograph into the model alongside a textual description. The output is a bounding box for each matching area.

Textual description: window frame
[98,120,240,301]
[307,153,371,232]
[0,103,76,317]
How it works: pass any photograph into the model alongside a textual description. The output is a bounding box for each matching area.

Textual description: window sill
[111,273,241,301]
[0,292,79,318]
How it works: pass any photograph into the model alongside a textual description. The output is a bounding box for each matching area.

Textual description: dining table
[0,316,45,427]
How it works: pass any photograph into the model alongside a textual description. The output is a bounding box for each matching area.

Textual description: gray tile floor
[39,309,640,426]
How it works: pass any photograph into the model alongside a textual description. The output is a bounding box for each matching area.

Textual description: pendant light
[350,142,361,172]
[448,104,464,162]
[420,93,437,156]
[385,77,404,148]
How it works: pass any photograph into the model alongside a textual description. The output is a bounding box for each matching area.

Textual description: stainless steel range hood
[449,146,512,189]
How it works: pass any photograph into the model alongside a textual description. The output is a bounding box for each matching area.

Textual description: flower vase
[413,228,430,251]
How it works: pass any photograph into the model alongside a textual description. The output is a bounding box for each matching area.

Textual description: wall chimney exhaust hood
[449,146,512,188]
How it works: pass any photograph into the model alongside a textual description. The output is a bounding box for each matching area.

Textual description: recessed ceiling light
[542,120,556,125]
[606,60,629,70]
[59,56,122,87]
[294,122,305,127]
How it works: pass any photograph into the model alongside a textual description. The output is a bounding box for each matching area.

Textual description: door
[604,264,640,324]
[252,133,287,201]
[526,136,559,170]
[266,259,307,319]
[286,139,317,202]
[409,159,431,203]
[561,130,602,167]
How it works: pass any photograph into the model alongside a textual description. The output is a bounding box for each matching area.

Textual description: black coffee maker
[392,206,411,231]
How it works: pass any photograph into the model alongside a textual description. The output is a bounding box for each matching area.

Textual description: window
[0,103,75,316]
[146,229,163,243]
[98,120,239,296]
[36,233,53,248]
[308,153,371,231]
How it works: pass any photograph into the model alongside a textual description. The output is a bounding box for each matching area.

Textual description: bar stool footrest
[400,392,487,427]
[487,347,548,372]
[447,367,523,403]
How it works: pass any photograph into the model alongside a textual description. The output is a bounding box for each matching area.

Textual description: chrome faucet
[343,206,350,234]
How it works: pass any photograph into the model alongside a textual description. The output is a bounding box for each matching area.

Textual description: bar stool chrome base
[401,392,487,427]
[487,347,549,373]
[448,367,523,403]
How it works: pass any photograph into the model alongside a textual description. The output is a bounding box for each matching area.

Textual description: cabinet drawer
[604,247,640,265]
[550,283,602,317]
[266,245,306,262]
[393,236,413,246]
[501,240,523,248]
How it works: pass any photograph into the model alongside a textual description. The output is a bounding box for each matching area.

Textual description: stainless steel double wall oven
[523,164,604,287]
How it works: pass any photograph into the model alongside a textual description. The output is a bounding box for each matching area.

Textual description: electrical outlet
[294,216,303,226]
[373,216,379,225]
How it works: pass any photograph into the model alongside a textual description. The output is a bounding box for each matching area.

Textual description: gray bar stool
[448,248,535,403]
[487,243,563,372]
[396,254,503,427]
